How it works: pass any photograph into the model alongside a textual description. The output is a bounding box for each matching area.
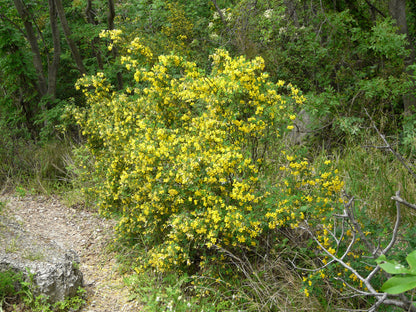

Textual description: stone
[289,109,312,144]
[0,214,83,303]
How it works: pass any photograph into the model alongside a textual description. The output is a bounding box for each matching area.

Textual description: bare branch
[298,190,416,311]
[333,277,378,297]
[303,220,380,295]
[343,195,377,256]
[0,12,26,37]
[381,190,401,255]
[391,193,416,211]
[211,0,232,33]
[382,297,416,312]
[364,0,386,18]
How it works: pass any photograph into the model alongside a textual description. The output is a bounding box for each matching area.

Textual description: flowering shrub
[69,31,344,275]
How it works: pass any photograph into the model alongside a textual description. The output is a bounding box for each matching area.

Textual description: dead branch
[297,191,416,311]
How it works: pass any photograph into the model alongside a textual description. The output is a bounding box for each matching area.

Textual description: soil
[0,194,142,312]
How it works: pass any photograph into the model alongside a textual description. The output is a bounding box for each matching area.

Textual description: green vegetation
[22,251,45,262]
[5,238,19,254]
[0,269,85,311]
[0,270,20,308]
[1,0,416,310]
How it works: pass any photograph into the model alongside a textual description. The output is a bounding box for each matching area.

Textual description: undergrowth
[0,139,75,196]
[0,269,85,312]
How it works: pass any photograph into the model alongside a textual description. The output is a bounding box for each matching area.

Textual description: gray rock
[289,109,312,144]
[0,215,83,303]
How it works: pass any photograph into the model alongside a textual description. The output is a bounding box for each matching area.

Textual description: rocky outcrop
[0,214,83,303]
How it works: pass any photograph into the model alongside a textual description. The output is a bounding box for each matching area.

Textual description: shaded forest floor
[0,194,141,312]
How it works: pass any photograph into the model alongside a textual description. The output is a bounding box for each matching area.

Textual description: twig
[391,193,416,211]
[364,0,386,18]
[381,190,401,256]
[211,0,232,34]
[343,195,377,256]
[302,219,380,295]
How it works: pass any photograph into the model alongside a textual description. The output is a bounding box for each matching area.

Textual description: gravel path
[0,194,141,312]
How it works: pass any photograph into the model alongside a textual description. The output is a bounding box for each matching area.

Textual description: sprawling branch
[364,0,386,18]
[391,193,416,211]
[211,0,232,34]
[298,190,416,311]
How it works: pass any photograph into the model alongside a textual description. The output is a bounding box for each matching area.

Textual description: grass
[5,238,19,253]
[124,262,323,312]
[0,270,20,298]
[0,201,5,215]
[0,139,75,196]
[22,250,45,261]
[115,230,326,312]
[337,139,416,223]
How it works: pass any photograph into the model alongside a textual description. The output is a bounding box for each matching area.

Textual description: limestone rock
[289,109,312,144]
[0,214,83,303]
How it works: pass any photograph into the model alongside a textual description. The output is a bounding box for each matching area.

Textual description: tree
[12,0,48,98]
[54,0,86,75]
[47,0,60,100]
[107,0,122,90]
[389,0,416,115]
[85,0,103,70]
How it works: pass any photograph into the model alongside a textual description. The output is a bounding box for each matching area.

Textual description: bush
[70,32,344,281]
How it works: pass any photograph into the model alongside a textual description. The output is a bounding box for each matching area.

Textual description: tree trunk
[12,0,47,97]
[389,0,416,115]
[47,0,61,100]
[54,0,86,75]
[107,0,115,30]
[284,0,299,27]
[85,0,103,70]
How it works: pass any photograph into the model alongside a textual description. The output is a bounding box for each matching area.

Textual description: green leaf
[378,260,410,274]
[376,254,409,274]
[381,275,416,294]
[406,250,416,274]
[376,255,386,262]
[376,251,416,275]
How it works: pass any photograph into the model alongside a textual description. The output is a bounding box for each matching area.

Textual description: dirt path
[0,194,141,312]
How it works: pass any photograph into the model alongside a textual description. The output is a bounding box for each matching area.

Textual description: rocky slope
[0,194,141,312]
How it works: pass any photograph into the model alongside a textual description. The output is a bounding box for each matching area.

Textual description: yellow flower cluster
[266,155,344,233]
[70,34,345,275]
[99,29,123,52]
